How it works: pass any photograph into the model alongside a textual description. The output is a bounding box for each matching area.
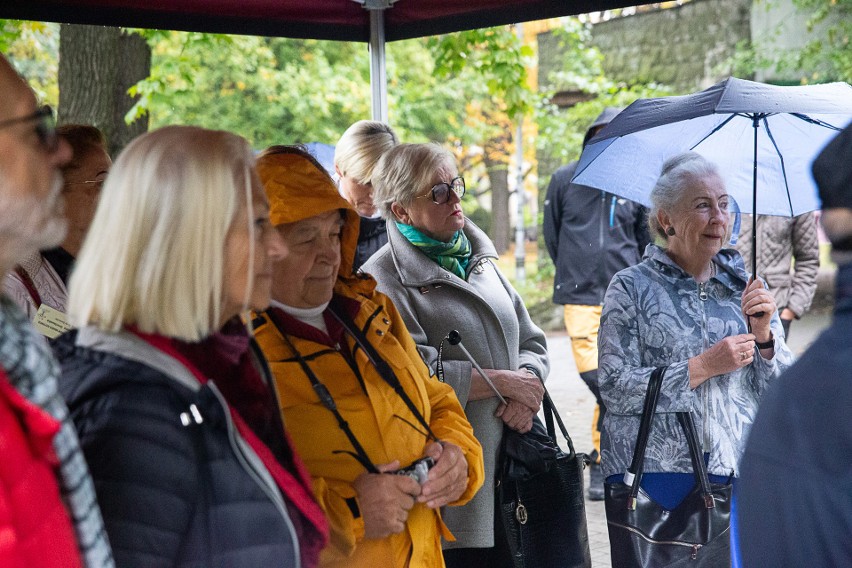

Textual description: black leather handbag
[605,367,732,568]
[497,389,592,568]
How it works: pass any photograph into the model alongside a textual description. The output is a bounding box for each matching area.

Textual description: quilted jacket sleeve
[70,383,198,568]
[786,212,820,317]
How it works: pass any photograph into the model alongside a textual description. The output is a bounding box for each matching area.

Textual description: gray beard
[0,172,68,262]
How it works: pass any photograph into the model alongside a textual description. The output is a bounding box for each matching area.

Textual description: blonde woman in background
[334,120,399,269]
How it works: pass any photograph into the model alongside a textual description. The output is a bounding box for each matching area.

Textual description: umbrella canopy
[573,78,852,217]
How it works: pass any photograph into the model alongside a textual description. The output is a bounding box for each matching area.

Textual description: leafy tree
[1,20,59,104]
[730,0,850,83]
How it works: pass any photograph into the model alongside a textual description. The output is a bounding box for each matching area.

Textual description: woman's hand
[353,461,421,539]
[418,442,469,509]
[495,399,536,433]
[471,368,543,410]
[688,334,756,388]
[742,277,776,343]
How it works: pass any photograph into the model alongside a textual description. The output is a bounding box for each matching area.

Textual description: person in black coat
[738,124,852,566]
[56,125,328,568]
[333,120,399,270]
[542,107,651,499]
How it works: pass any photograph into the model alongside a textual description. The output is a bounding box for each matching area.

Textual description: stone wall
[588,0,752,91]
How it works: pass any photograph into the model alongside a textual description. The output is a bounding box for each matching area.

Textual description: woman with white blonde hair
[54,125,329,568]
[334,120,399,269]
[363,142,549,567]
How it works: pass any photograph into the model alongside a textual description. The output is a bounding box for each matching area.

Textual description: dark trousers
[580,369,606,461]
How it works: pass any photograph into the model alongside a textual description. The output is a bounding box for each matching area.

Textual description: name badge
[32,304,72,339]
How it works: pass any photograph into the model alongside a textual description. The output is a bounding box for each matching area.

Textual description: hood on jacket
[256,149,362,280]
[583,106,622,148]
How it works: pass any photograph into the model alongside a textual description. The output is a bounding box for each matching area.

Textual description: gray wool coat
[361,218,549,550]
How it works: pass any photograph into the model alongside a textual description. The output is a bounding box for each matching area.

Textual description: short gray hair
[372,143,456,220]
[649,152,722,241]
[68,125,256,341]
[334,120,399,185]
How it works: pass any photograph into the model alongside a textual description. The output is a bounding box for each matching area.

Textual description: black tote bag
[605,367,732,568]
[497,389,592,568]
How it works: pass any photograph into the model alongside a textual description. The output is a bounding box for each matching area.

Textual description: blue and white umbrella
[572,77,852,276]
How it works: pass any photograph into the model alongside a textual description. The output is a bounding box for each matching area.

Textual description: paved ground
[542,310,831,567]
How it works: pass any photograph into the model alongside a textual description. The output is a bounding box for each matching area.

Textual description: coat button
[376,330,384,336]
[382,318,390,325]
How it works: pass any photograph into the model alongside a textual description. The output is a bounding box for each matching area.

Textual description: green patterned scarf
[396,222,472,279]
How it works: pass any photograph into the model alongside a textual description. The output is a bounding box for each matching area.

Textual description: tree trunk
[59,25,150,156]
[484,150,511,254]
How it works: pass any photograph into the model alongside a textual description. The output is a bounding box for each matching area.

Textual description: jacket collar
[75,326,202,392]
[386,217,497,288]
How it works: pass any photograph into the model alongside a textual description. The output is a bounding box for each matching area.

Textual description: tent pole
[368,8,389,123]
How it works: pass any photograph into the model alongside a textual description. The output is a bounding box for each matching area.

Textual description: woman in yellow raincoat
[252,145,484,568]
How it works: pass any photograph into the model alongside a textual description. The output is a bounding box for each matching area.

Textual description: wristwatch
[755,334,774,350]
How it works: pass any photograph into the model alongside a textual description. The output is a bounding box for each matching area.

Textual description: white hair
[649,152,723,241]
[68,125,256,341]
[372,143,456,220]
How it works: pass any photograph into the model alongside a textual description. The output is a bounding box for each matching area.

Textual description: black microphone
[445,329,507,405]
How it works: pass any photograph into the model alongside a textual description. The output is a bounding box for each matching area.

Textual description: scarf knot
[396,222,472,279]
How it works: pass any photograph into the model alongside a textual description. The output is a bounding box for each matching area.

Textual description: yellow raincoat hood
[256,150,364,284]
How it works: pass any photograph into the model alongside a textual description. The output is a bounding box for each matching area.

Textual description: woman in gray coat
[362,143,549,568]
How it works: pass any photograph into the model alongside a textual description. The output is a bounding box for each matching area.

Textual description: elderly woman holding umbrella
[598,152,795,548]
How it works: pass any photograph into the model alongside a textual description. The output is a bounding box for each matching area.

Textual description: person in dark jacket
[738,124,852,567]
[55,125,328,568]
[542,107,651,499]
[334,120,399,270]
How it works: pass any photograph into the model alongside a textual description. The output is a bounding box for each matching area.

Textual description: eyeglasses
[417,176,465,205]
[65,179,105,191]
[0,105,58,153]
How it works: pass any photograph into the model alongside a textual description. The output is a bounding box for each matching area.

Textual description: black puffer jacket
[55,328,301,568]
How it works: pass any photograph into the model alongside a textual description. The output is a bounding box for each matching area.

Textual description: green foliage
[0,20,59,104]
[428,26,535,121]
[536,18,674,175]
[730,0,851,83]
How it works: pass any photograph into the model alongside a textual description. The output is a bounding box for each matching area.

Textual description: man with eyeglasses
[0,52,114,568]
[4,124,110,333]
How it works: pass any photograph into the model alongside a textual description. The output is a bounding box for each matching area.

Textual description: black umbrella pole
[750,115,764,327]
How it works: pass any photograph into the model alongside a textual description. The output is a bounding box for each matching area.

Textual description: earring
[666,226,676,236]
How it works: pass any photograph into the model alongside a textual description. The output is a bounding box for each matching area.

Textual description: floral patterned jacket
[598,245,795,479]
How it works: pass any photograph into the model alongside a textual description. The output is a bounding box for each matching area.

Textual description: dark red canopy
[3,0,643,41]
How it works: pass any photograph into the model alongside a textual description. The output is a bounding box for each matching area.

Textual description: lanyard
[14,266,42,308]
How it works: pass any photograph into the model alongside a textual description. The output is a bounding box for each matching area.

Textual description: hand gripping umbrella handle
[445,330,508,406]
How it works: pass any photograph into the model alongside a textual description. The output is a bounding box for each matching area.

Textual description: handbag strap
[542,387,577,457]
[625,367,715,509]
[677,412,716,508]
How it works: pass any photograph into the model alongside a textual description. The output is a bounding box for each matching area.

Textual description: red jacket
[0,368,83,568]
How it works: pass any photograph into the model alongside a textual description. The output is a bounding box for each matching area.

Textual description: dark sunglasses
[417,176,465,205]
[0,105,59,153]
